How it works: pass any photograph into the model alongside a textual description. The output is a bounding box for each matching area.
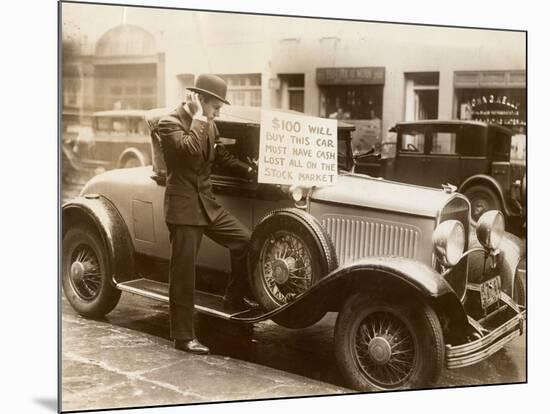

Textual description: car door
[392,124,429,185]
[423,124,461,188]
[459,124,491,183]
[196,122,292,272]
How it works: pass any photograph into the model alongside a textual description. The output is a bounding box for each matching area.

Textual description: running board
[116,278,265,322]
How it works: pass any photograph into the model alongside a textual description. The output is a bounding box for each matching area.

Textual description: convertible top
[145,105,355,184]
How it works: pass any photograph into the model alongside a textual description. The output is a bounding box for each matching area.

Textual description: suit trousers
[167,210,251,340]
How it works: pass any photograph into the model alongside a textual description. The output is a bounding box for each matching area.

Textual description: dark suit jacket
[158,104,249,225]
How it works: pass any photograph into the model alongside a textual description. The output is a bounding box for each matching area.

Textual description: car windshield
[211,122,354,178]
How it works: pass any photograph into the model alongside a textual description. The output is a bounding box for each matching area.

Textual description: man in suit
[158,74,257,355]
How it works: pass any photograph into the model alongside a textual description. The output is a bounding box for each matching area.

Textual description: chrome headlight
[476,210,505,250]
[289,185,304,202]
[433,220,466,267]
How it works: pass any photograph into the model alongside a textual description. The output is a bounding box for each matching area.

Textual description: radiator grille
[322,215,420,266]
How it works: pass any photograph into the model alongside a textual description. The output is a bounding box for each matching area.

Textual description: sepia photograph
[58,0,527,412]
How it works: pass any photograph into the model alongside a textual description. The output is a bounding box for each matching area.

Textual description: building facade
[62,4,526,151]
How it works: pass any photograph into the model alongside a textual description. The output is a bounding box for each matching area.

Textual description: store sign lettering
[462,95,525,127]
[317,67,385,85]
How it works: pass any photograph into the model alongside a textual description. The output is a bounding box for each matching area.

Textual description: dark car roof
[391,119,513,135]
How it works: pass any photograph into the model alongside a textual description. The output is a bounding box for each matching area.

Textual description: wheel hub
[368,337,392,365]
[272,258,290,284]
[70,261,86,281]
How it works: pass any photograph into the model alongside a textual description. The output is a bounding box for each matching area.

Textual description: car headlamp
[289,185,304,202]
[433,220,466,267]
[476,210,505,250]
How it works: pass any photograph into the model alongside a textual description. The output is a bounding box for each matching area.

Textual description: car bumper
[445,290,525,369]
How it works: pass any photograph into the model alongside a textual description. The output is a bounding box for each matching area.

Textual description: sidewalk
[61,296,349,412]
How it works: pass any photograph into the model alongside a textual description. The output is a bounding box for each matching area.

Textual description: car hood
[82,168,457,220]
[311,172,456,218]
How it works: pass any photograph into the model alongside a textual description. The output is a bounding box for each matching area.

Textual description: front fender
[117,147,148,168]
[459,174,513,215]
[468,229,524,297]
[235,256,469,340]
[62,195,135,285]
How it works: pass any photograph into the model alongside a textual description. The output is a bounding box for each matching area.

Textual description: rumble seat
[145,108,168,186]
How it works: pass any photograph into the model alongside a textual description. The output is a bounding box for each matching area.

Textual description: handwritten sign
[258,110,338,186]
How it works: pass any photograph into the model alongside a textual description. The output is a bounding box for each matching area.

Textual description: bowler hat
[187,74,230,105]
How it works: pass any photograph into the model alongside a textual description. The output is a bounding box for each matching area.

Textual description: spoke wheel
[259,230,314,305]
[62,224,121,317]
[249,208,338,329]
[68,243,103,301]
[354,311,416,388]
[464,185,501,222]
[335,293,444,391]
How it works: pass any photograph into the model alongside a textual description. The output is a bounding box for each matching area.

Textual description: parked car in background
[71,109,152,172]
[62,106,525,392]
[356,120,526,222]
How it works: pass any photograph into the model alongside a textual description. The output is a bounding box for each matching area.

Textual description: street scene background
[60,1,527,412]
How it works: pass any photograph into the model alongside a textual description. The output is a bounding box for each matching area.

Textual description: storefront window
[320,85,383,153]
[405,72,439,121]
[217,73,262,107]
[94,63,157,110]
[456,89,526,133]
[320,85,383,120]
[317,67,385,153]
[278,74,304,113]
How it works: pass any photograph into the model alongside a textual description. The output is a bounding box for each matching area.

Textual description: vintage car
[62,106,526,392]
[71,109,152,172]
[356,120,526,222]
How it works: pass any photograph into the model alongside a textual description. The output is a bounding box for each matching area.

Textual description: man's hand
[186,92,204,118]
[246,156,258,172]
[246,156,258,180]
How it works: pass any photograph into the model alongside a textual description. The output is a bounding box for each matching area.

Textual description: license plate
[480,276,501,309]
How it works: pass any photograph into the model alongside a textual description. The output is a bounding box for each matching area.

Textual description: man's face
[200,96,224,121]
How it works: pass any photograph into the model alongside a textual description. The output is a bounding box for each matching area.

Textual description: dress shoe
[223,295,260,311]
[174,339,210,355]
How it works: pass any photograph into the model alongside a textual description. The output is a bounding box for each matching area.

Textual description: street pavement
[61,291,526,412]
